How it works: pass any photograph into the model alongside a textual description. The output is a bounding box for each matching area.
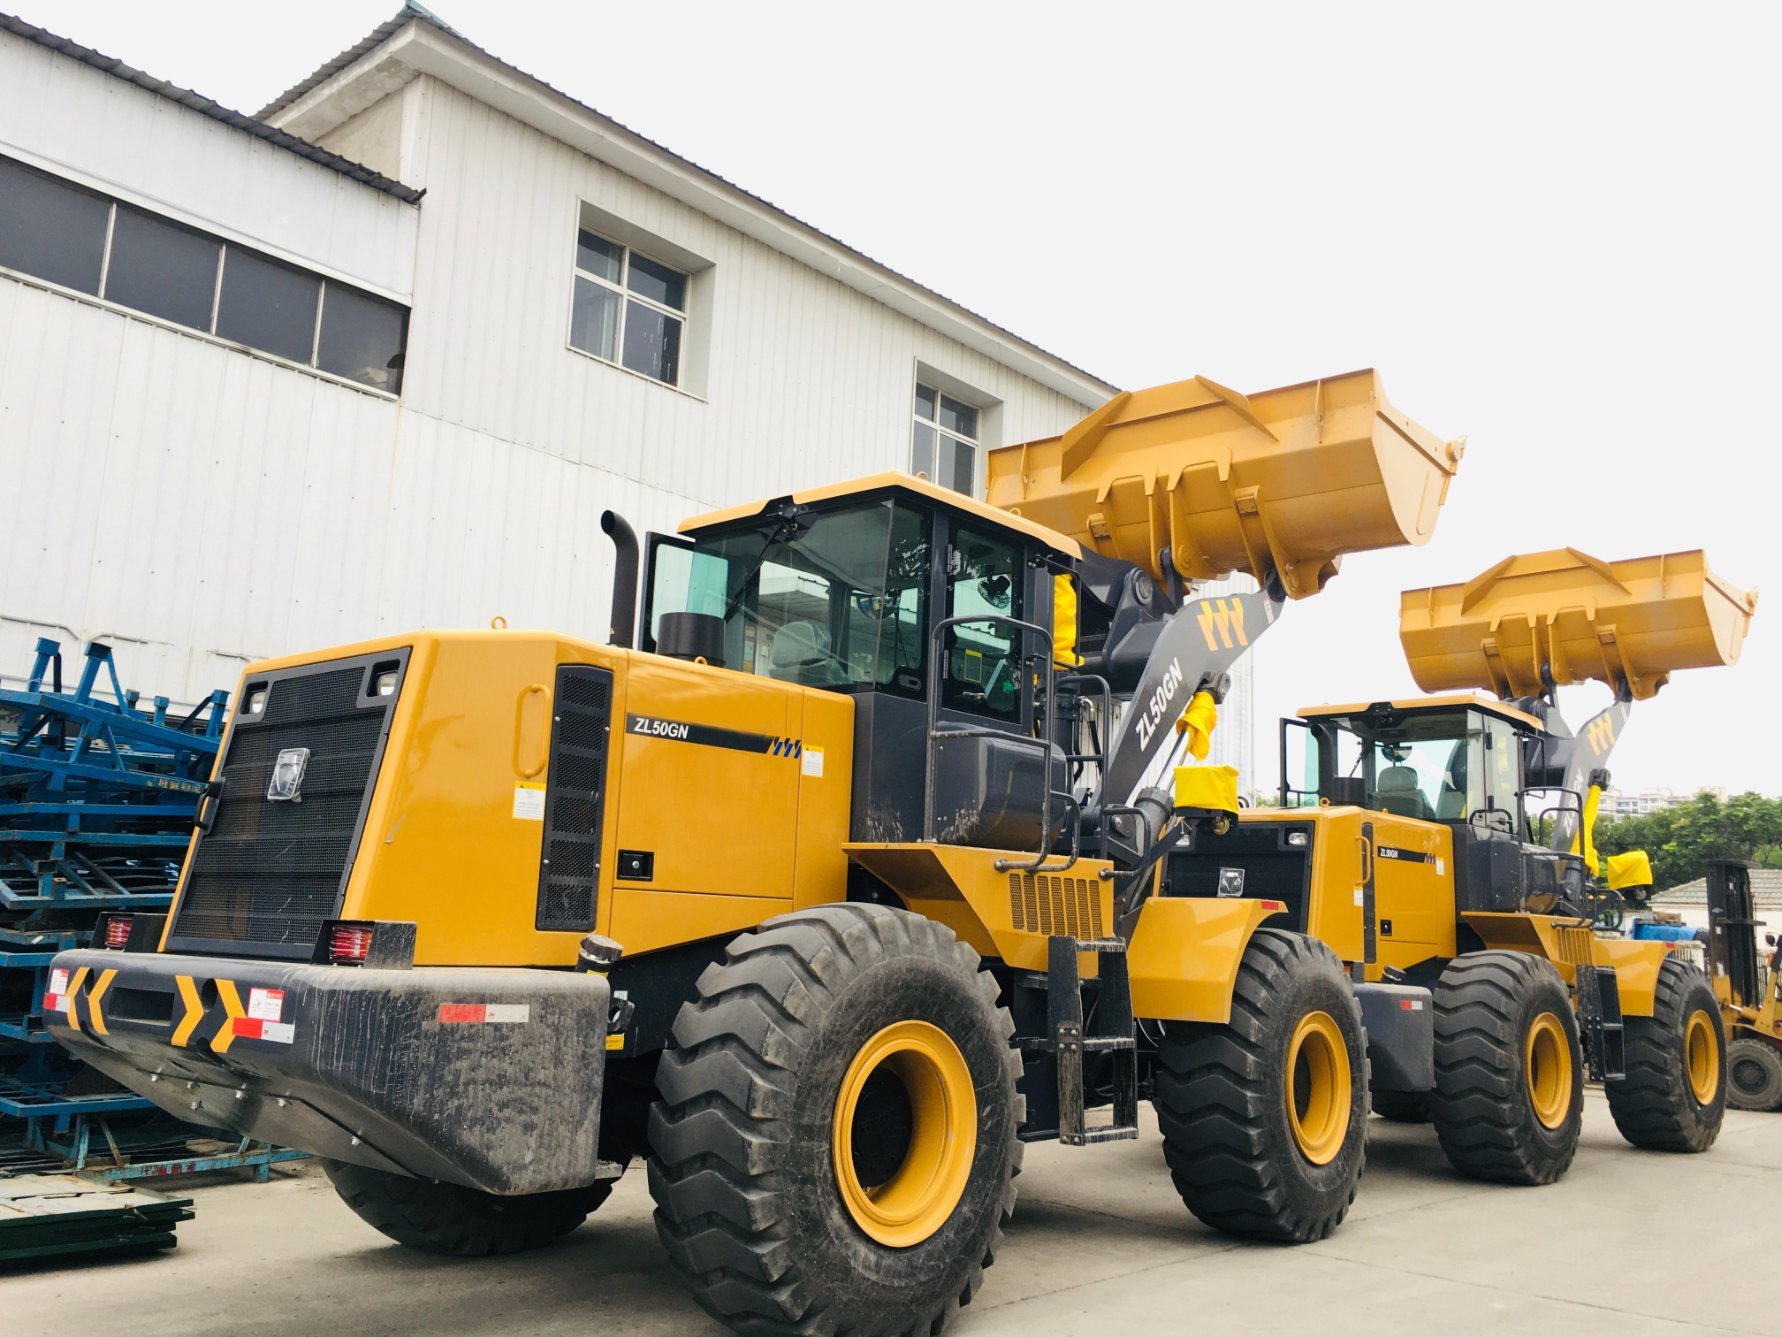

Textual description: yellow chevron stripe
[211,979,246,1054]
[172,975,203,1048]
[65,966,90,1034]
[87,968,118,1037]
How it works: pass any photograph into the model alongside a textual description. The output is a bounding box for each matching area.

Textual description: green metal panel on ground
[0,1174,193,1262]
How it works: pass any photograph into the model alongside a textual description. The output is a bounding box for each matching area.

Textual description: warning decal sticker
[248,987,285,1022]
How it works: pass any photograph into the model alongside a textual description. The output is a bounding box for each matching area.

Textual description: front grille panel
[1008,873,1104,939]
[1163,824,1314,931]
[537,666,614,931]
[169,653,404,956]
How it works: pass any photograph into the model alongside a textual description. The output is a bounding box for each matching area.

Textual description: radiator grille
[1556,925,1595,969]
[1008,873,1104,939]
[536,665,613,931]
[170,654,401,956]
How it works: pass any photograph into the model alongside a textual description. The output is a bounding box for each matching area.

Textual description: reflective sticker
[513,782,546,821]
[248,987,285,1022]
[802,746,824,778]
[1398,999,1425,1011]
[261,1021,296,1044]
[1353,888,1365,906]
[438,1003,531,1025]
[1436,859,1445,875]
[42,993,70,1014]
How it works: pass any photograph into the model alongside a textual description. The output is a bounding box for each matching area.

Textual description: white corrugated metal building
[0,6,1256,783]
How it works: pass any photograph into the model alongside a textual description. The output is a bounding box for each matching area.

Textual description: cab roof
[677,472,1084,558]
[1296,693,1545,731]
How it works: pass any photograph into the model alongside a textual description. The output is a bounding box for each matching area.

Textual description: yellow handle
[514,684,551,779]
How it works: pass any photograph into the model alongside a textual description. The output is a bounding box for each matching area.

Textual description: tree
[1593,791,1782,890]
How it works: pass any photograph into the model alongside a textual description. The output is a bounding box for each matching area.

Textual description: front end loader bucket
[1399,548,1758,701]
[984,369,1463,598]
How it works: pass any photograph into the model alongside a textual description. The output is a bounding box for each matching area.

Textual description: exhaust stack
[600,510,639,649]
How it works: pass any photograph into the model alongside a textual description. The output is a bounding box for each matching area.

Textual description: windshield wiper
[721,517,804,622]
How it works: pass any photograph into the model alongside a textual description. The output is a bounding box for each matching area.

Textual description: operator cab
[1281,695,1588,913]
[642,474,1080,848]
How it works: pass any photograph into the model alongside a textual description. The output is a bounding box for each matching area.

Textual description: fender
[1127,895,1286,1023]
[1463,910,1668,1017]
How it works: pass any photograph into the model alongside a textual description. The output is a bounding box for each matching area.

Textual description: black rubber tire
[1606,957,1726,1151]
[647,903,1021,1337]
[1370,1089,1430,1123]
[1152,928,1369,1243]
[322,1160,609,1256]
[1727,1035,1782,1112]
[1429,952,1583,1185]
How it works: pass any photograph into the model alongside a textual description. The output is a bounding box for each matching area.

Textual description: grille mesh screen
[172,662,393,952]
[1008,873,1104,939]
[537,666,613,931]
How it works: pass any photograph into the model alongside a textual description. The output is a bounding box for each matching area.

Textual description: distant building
[1599,787,1727,820]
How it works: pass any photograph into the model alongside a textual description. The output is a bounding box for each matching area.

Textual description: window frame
[567,226,689,387]
[0,151,408,398]
[911,381,983,496]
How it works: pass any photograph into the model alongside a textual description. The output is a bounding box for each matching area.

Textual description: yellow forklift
[46,371,1460,1334]
[1700,859,1782,1110]
[1160,548,1756,1182]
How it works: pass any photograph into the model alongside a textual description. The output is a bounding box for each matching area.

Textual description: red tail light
[100,914,134,949]
[328,923,375,965]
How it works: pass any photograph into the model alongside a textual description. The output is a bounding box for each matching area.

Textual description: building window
[570,228,687,386]
[912,383,980,496]
[0,153,408,394]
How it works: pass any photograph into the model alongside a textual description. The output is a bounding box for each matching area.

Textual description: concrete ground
[8,1092,1778,1336]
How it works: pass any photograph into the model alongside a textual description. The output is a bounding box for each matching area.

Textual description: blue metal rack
[1,638,225,910]
[0,638,303,1182]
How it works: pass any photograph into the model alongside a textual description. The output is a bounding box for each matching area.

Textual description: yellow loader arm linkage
[1399,548,1758,703]
[986,368,1464,598]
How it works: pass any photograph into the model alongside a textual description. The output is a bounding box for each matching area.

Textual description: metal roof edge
[260,5,1119,402]
[0,10,424,204]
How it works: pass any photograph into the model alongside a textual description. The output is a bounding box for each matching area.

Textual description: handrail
[1054,672,1112,772]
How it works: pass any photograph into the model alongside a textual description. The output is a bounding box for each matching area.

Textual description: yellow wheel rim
[1525,1011,1573,1130]
[1685,1009,1720,1105]
[832,1020,977,1248]
[1286,1011,1352,1165]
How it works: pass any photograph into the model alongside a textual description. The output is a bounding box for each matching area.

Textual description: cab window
[944,527,1023,720]
[646,499,931,696]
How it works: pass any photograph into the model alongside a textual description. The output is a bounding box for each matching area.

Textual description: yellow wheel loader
[1699,859,1782,1111]
[44,369,1461,1334]
[1161,547,1756,1183]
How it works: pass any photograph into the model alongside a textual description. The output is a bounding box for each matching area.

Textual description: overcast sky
[21,0,1777,797]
